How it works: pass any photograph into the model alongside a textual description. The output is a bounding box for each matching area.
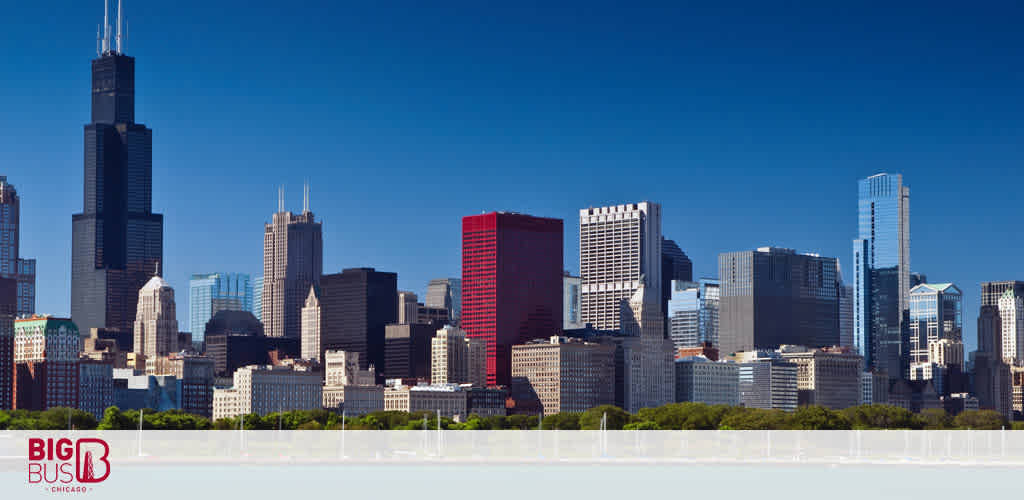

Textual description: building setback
[719,247,839,356]
[462,212,563,386]
[510,337,615,416]
[661,237,693,321]
[318,268,397,379]
[71,33,163,336]
[261,198,323,340]
[579,202,662,331]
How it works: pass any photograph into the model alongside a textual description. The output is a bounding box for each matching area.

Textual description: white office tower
[618,280,675,412]
[580,202,662,330]
[999,289,1024,363]
[133,276,178,358]
[300,285,321,361]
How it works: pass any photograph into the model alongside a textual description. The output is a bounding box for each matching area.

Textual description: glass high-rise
[853,173,909,377]
[0,177,35,316]
[189,273,253,342]
[667,279,719,349]
[907,283,962,364]
[71,11,163,335]
[425,278,461,325]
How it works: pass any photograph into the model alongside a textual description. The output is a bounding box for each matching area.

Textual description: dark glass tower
[71,45,163,336]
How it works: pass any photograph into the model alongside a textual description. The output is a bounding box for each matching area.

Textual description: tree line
[0,403,1017,431]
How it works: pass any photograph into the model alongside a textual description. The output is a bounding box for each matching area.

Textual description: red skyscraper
[462,212,563,386]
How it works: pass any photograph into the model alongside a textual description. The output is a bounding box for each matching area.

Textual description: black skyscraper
[72,23,163,335]
[319,268,398,380]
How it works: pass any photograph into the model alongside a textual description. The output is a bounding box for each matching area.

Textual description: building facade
[853,173,910,377]
[398,291,419,325]
[300,285,321,361]
[719,247,840,355]
[430,325,486,387]
[510,337,615,416]
[619,281,676,412]
[261,203,323,340]
[779,346,863,410]
[13,317,82,411]
[579,202,662,331]
[425,278,461,325]
[563,273,584,330]
[907,283,962,366]
[78,359,114,419]
[71,39,163,336]
[999,289,1024,364]
[318,268,398,378]
[189,273,252,342]
[667,279,720,350]
[384,323,435,381]
[674,356,739,406]
[462,212,563,386]
[736,353,798,412]
[133,276,178,358]
[383,384,469,420]
[0,177,35,316]
[661,237,693,321]
[212,364,322,420]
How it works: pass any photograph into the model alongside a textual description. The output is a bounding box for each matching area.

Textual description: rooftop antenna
[101,0,110,54]
[303,180,310,213]
[96,24,102,56]
[115,0,123,54]
[278,185,285,213]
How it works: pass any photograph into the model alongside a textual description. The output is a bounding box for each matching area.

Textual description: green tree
[840,405,921,430]
[579,405,630,430]
[718,407,789,430]
[540,413,580,430]
[918,408,952,430]
[788,406,851,430]
[953,410,1007,430]
[623,420,660,430]
[98,407,135,430]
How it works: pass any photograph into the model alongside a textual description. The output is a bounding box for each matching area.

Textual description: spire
[303,180,310,213]
[115,0,123,54]
[278,185,285,213]
[102,0,110,54]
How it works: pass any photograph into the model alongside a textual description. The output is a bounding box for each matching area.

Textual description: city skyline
[5,3,1024,351]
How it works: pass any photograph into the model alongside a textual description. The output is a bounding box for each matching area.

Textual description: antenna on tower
[303,180,310,213]
[96,24,102,56]
[102,0,110,54]
[278,185,285,213]
[115,0,123,54]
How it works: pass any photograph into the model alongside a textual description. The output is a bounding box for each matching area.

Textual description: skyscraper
[661,237,693,318]
[397,291,419,325]
[719,247,840,355]
[667,279,720,349]
[189,273,252,342]
[462,212,563,386]
[563,273,583,330]
[252,276,263,322]
[318,268,398,377]
[619,280,676,412]
[580,202,662,331]
[300,285,321,361]
[907,283,962,366]
[998,289,1024,364]
[133,276,178,358]
[261,190,323,339]
[853,173,910,377]
[72,2,163,335]
[0,177,36,316]
[425,278,461,325]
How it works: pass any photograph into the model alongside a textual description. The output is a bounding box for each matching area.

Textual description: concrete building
[853,173,910,377]
[188,273,252,343]
[971,351,1013,421]
[861,371,890,405]
[203,310,298,377]
[78,359,113,419]
[999,289,1024,364]
[430,325,486,387]
[0,177,35,316]
[398,291,419,325]
[719,247,840,356]
[510,337,615,416]
[736,351,798,412]
[779,345,863,410]
[425,278,461,326]
[212,364,322,420]
[300,285,321,361]
[619,280,676,412]
[579,202,662,331]
[261,196,323,340]
[383,323,434,381]
[322,350,379,414]
[13,316,81,411]
[384,383,468,420]
[563,273,584,330]
[674,356,739,406]
[908,283,962,366]
[133,276,178,358]
[667,279,720,350]
[942,393,979,416]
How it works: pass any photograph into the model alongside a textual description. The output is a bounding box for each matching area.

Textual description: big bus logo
[28,438,111,489]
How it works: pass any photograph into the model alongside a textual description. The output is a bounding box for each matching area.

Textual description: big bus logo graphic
[28,438,111,489]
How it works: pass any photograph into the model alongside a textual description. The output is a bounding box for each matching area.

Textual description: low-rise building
[78,359,113,419]
[735,351,798,412]
[465,386,507,417]
[674,356,738,406]
[212,365,322,420]
[510,337,615,416]
[779,345,863,410]
[384,383,468,420]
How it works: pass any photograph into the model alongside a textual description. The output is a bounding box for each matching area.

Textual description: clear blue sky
[2,1,1023,351]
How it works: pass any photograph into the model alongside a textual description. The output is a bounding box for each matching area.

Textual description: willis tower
[72,0,163,335]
